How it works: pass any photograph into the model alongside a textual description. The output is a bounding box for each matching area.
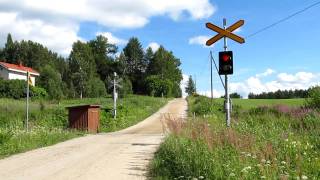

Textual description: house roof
[0,61,40,76]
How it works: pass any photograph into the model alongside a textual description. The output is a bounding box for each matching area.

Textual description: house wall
[0,66,9,79]
[8,71,36,86]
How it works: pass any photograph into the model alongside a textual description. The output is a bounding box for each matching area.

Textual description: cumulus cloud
[198,90,223,98]
[147,42,160,52]
[96,32,127,45]
[0,0,215,55]
[256,68,275,77]
[188,35,211,47]
[229,70,320,98]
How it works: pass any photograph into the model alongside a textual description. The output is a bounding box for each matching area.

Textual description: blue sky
[1,0,320,97]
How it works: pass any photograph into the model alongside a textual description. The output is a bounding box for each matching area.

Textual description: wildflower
[252,155,257,159]
[198,176,204,179]
[256,164,262,167]
[281,161,286,165]
[229,173,235,177]
[266,160,271,164]
[285,139,289,142]
[241,166,252,173]
[192,178,198,180]
[261,176,266,179]
[301,175,308,180]
[261,159,266,163]
[246,153,252,157]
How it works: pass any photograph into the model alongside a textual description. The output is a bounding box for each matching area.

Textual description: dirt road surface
[0,98,187,180]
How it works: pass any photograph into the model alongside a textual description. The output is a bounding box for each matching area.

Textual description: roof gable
[0,61,39,75]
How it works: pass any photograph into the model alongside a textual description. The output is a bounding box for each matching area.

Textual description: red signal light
[222,54,230,62]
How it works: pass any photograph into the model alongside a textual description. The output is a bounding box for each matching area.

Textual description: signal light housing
[219,51,233,75]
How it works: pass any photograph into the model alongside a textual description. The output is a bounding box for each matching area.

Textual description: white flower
[301,175,308,180]
[281,161,286,165]
[261,176,266,179]
[229,173,235,177]
[198,176,204,179]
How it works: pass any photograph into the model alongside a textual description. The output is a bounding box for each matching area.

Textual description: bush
[145,75,173,97]
[118,77,133,98]
[306,86,320,108]
[0,79,26,99]
[30,86,48,99]
[86,77,106,98]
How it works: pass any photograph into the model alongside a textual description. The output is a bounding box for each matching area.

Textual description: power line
[245,1,320,39]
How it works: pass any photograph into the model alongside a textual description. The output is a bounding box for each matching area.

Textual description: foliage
[38,65,63,100]
[306,86,320,109]
[30,86,48,99]
[145,75,173,97]
[249,89,309,99]
[0,34,183,99]
[185,75,196,96]
[150,96,320,179]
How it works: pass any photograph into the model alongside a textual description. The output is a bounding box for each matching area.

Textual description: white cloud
[0,0,216,55]
[180,74,189,98]
[96,32,127,45]
[256,68,275,77]
[147,42,160,52]
[229,71,320,98]
[198,90,223,98]
[188,35,211,47]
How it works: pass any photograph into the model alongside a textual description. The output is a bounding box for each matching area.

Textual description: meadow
[150,96,320,179]
[0,95,168,158]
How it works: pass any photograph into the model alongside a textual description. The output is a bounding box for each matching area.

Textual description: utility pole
[194,74,197,94]
[223,18,231,127]
[113,72,117,119]
[210,53,213,101]
[26,71,29,131]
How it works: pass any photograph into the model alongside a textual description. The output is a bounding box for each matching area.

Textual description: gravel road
[0,98,187,180]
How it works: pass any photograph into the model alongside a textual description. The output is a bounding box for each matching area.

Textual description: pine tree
[185,75,196,96]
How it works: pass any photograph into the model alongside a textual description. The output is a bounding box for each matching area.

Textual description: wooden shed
[67,105,100,133]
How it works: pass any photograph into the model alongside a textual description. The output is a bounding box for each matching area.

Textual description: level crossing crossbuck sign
[206,20,245,46]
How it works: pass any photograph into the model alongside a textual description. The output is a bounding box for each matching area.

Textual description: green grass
[149,96,320,179]
[214,98,305,109]
[0,95,168,158]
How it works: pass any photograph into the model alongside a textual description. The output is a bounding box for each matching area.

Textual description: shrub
[0,79,26,99]
[30,86,48,99]
[306,86,320,108]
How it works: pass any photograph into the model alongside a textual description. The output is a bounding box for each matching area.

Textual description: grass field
[0,95,168,158]
[150,96,320,179]
[214,98,305,109]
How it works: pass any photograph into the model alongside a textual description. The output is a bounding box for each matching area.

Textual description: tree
[3,34,19,63]
[123,37,145,94]
[89,35,117,81]
[230,92,242,98]
[38,65,64,100]
[306,86,320,108]
[185,75,196,96]
[146,46,182,97]
[68,41,96,98]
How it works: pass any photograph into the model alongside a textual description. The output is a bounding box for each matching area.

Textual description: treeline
[0,34,182,99]
[248,89,309,99]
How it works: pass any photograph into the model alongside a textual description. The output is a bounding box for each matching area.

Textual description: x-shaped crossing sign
[206,20,245,46]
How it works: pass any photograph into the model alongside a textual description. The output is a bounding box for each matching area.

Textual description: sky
[0,0,320,98]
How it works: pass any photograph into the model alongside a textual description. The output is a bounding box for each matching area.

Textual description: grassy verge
[149,96,320,179]
[0,95,168,158]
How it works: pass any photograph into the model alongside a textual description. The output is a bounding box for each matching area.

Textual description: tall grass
[0,95,168,158]
[149,96,320,179]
